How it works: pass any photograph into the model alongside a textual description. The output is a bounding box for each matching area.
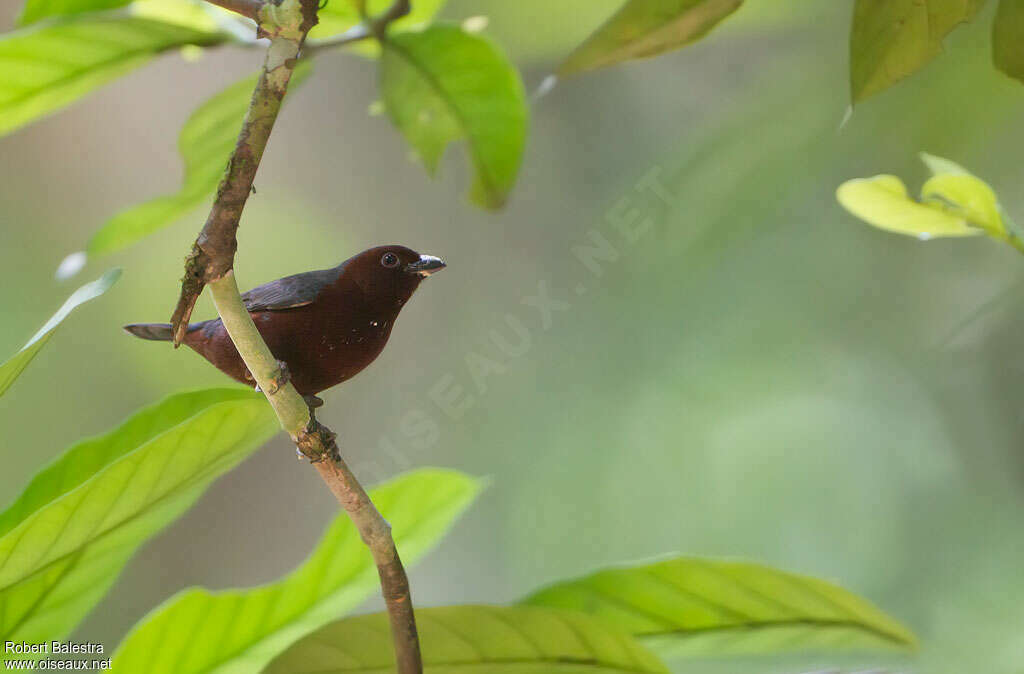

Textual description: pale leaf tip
[56,252,87,281]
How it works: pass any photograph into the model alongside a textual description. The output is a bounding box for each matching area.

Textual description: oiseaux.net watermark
[4,642,109,671]
[353,165,678,481]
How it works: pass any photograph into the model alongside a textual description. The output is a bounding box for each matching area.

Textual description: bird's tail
[123,323,175,342]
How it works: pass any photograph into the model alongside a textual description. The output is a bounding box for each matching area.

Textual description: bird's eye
[381,252,400,268]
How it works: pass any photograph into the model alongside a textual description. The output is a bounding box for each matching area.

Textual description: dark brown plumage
[125,245,445,395]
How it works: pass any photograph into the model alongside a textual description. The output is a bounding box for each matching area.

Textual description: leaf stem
[171,1,424,671]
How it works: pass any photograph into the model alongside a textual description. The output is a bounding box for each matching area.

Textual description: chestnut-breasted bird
[125,245,445,399]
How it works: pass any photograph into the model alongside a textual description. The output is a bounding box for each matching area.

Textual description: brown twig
[203,0,265,22]
[174,1,425,672]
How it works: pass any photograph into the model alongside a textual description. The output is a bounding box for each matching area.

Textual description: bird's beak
[404,254,446,277]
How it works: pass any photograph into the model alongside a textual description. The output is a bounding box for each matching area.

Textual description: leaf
[0,268,120,398]
[994,0,1024,83]
[521,557,918,659]
[310,0,447,56]
[86,62,312,257]
[0,388,278,647]
[265,605,670,673]
[380,24,528,209]
[558,0,745,76]
[18,0,131,25]
[850,0,986,102]
[921,174,1004,236]
[836,174,982,238]
[110,469,482,674]
[0,16,224,138]
[920,151,971,176]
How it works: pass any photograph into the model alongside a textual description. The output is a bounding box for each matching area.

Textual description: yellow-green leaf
[994,0,1024,83]
[522,557,918,658]
[0,16,225,138]
[265,605,670,673]
[111,469,482,674]
[86,62,311,257]
[559,0,744,76]
[921,173,1004,235]
[380,24,528,209]
[837,174,981,238]
[0,268,120,398]
[850,0,986,102]
[0,388,277,647]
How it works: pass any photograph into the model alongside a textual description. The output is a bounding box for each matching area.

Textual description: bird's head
[345,245,446,310]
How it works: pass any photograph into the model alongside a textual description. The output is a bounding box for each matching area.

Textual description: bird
[124,245,445,407]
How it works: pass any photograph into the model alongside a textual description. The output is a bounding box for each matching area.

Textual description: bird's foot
[303,394,324,424]
[265,360,291,395]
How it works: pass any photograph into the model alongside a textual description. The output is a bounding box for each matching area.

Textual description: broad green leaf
[86,62,312,257]
[0,268,120,398]
[837,174,981,238]
[994,0,1024,83]
[0,16,224,138]
[0,388,277,646]
[111,469,481,674]
[380,24,528,209]
[131,0,222,32]
[265,605,670,673]
[558,0,745,76]
[309,0,446,56]
[522,557,917,659]
[850,0,986,102]
[19,0,129,25]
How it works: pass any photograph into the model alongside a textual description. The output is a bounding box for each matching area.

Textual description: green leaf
[994,0,1024,83]
[837,174,982,238]
[0,268,120,398]
[380,24,528,209]
[310,0,447,56]
[850,0,986,102]
[0,388,277,646]
[18,0,130,25]
[558,0,745,76]
[86,62,312,257]
[111,469,482,674]
[265,605,670,673]
[521,557,918,659]
[0,16,224,138]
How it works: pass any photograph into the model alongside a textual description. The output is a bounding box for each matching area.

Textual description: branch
[208,275,423,673]
[171,0,318,345]
[169,1,424,671]
[203,0,264,22]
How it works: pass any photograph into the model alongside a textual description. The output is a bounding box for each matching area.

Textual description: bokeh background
[2,1,1024,672]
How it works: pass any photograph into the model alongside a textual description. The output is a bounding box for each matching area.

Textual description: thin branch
[169,0,424,671]
[209,274,424,674]
[371,0,411,33]
[203,0,264,22]
[304,24,373,55]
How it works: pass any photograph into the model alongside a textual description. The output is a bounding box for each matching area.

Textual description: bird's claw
[303,394,324,424]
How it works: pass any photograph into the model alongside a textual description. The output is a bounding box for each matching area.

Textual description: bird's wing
[241,267,343,312]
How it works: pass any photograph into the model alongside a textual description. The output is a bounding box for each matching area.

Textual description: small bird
[125,245,445,403]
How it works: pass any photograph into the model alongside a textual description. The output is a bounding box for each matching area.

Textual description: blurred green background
[2,1,1024,672]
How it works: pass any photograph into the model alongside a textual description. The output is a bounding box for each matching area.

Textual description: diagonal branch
[203,0,265,22]
[171,0,424,672]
